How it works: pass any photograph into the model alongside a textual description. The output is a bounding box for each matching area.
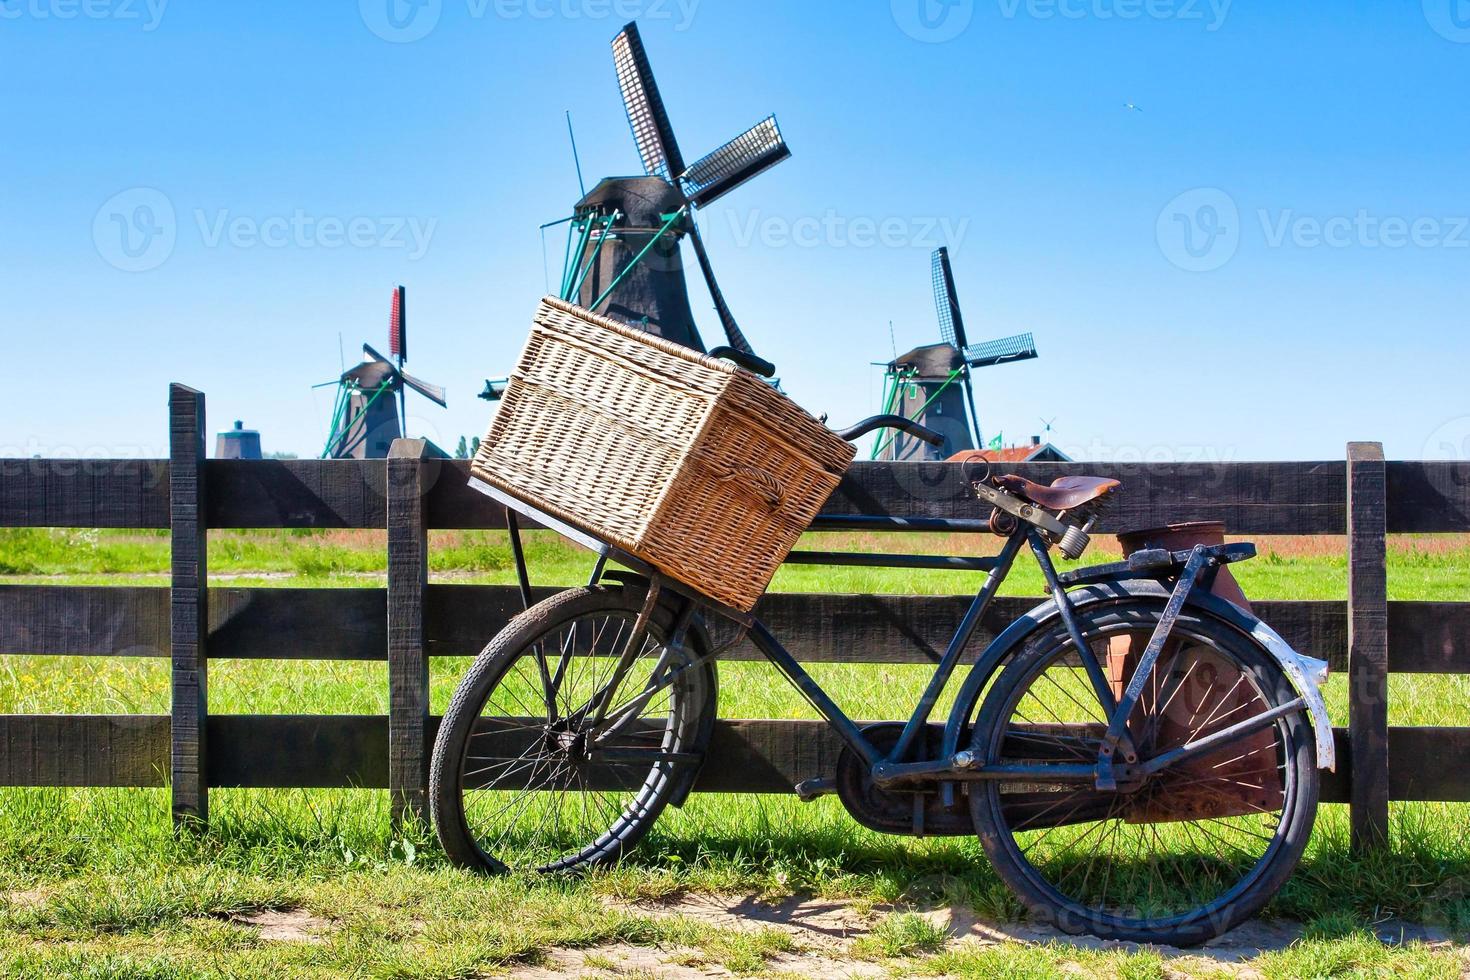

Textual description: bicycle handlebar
[834,414,945,447]
[708,346,776,379]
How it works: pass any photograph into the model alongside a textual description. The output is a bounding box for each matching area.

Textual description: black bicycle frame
[738,525,1124,785]
[475,477,1226,791]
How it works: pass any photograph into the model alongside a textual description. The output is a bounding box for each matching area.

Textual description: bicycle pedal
[794,777,836,802]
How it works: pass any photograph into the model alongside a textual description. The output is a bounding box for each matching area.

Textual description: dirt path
[504,893,1464,979]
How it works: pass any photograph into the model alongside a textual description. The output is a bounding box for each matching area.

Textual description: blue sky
[3,1,1467,462]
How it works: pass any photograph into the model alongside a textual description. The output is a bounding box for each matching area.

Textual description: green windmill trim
[872,367,965,459]
[321,379,395,460]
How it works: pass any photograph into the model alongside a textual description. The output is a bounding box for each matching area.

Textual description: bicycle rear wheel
[430,583,716,874]
[969,600,1318,945]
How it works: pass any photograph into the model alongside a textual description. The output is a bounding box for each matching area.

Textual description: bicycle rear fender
[941,580,1336,772]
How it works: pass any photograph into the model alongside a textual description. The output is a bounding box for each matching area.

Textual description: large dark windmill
[320,286,447,459]
[873,248,1039,461]
[566,22,787,355]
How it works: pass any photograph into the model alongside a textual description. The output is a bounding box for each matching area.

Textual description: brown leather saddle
[994,474,1121,511]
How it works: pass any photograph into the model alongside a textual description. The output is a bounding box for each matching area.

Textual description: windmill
[873,247,1039,461]
[320,286,447,459]
[563,22,788,356]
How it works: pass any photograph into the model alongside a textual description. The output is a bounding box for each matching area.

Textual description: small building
[216,420,262,460]
[950,436,1072,464]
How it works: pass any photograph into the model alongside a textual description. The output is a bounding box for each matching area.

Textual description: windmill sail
[389,285,406,361]
[682,116,791,208]
[963,332,1037,368]
[931,246,969,352]
[612,22,685,179]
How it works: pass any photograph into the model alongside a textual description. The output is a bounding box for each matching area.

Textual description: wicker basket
[471,297,856,611]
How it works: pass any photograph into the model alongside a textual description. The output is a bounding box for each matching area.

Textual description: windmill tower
[320,286,447,459]
[564,22,789,355]
[874,248,1039,461]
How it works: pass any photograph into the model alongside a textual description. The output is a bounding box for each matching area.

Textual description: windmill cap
[890,342,964,375]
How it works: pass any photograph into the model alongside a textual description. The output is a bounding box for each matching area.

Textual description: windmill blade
[389,285,406,362]
[685,221,754,355]
[931,247,969,353]
[400,370,447,407]
[612,22,685,179]
[681,115,791,208]
[963,332,1038,368]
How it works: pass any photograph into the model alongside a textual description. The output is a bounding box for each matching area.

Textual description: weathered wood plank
[1386,461,1470,533]
[820,461,1347,535]
[170,385,210,827]
[1347,442,1389,852]
[387,440,434,824]
[210,587,384,661]
[0,459,169,529]
[207,715,390,788]
[3,714,1468,802]
[0,586,168,657]
[0,715,168,786]
[7,583,1466,676]
[207,459,386,529]
[422,461,1348,534]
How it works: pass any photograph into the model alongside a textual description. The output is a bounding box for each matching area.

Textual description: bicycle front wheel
[430,583,716,874]
[969,599,1318,945]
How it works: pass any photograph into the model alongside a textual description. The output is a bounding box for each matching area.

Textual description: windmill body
[571,176,704,349]
[321,287,447,459]
[559,23,787,356]
[879,343,974,460]
[875,248,1039,461]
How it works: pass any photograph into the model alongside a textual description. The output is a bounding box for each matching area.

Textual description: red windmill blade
[389,285,406,364]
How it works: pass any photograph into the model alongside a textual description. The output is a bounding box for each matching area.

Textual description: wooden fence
[4,384,1470,851]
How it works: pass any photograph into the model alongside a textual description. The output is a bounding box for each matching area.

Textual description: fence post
[1347,441,1388,852]
[387,438,440,827]
[169,384,208,828]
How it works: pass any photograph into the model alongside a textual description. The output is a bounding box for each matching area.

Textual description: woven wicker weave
[471,297,855,611]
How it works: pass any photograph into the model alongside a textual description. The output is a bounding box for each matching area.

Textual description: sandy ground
[507,892,1463,979]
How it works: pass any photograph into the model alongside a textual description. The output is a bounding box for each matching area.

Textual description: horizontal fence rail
[3,384,1469,852]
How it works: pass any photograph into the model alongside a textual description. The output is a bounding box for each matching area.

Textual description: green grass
[2,528,1470,975]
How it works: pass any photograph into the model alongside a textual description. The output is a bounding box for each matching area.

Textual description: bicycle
[431,413,1333,946]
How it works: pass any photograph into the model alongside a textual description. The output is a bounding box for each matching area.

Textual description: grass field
[3,527,1470,977]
